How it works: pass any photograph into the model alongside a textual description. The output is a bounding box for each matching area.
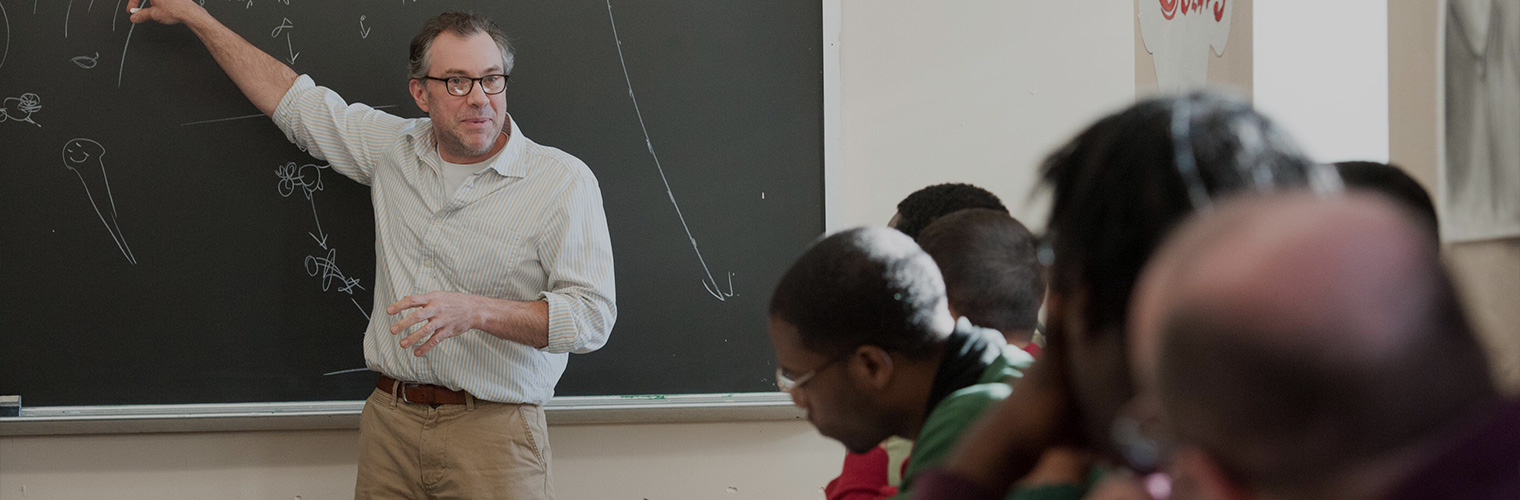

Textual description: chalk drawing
[271,17,298,64]
[606,0,735,301]
[0,93,42,126]
[72,52,100,69]
[0,0,9,69]
[275,161,331,248]
[62,138,137,264]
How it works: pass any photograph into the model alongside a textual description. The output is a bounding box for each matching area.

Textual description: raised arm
[128,0,296,117]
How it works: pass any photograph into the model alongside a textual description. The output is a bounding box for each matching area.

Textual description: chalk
[129,8,140,13]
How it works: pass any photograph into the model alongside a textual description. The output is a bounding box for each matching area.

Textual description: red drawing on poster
[1160,0,1227,23]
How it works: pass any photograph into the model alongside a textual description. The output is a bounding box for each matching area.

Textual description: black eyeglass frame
[421,74,511,97]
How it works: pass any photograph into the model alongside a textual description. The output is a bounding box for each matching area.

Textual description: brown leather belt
[377,374,472,405]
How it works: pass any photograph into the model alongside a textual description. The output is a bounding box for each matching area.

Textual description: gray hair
[408,11,515,80]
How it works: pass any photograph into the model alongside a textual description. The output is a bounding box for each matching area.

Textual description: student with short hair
[888,183,1009,239]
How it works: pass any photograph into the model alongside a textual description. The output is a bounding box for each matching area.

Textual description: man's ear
[850,345,895,391]
[409,79,431,113]
[1169,447,1256,500]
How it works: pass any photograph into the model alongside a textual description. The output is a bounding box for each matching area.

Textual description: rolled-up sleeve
[271,74,408,186]
[537,171,617,354]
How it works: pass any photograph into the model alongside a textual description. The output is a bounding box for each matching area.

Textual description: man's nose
[467,83,491,106]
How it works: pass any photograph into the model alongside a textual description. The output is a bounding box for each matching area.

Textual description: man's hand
[387,292,489,357]
[125,0,296,117]
[127,0,210,27]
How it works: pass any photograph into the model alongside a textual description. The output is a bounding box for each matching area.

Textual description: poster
[1444,0,1520,241]
[1138,0,1234,92]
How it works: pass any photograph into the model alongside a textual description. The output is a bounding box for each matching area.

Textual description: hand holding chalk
[127,0,209,27]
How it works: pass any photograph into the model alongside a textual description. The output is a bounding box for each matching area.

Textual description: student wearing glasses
[128,3,615,498]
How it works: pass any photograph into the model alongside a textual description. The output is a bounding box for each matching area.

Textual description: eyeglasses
[422,74,510,97]
[775,353,851,394]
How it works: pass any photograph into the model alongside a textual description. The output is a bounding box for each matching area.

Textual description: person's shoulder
[521,138,599,188]
[938,381,1014,421]
[902,381,1015,494]
[917,383,1013,455]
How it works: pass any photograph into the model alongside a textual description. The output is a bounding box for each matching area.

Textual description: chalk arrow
[285,33,299,64]
[307,195,327,249]
[702,272,736,301]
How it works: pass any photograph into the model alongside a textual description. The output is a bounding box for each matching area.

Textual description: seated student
[912,92,1342,499]
[769,227,1034,500]
[888,183,1010,239]
[1128,193,1519,500]
[842,183,1019,500]
[826,209,1084,500]
[1334,161,1440,240]
[917,208,1044,352]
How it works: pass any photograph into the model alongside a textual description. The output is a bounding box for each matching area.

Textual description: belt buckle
[400,382,423,405]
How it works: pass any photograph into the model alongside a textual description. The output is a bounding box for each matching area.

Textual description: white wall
[1254,0,1390,163]
[837,1,1136,231]
[0,2,1141,499]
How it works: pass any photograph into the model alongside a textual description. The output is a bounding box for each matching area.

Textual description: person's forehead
[427,32,503,74]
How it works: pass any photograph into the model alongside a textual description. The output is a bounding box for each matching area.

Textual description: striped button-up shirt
[273,75,617,404]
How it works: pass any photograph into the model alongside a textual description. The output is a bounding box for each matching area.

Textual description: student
[769,227,1034,500]
[913,92,1340,499]
[1129,193,1518,500]
[129,3,616,498]
[888,183,1010,239]
[917,209,1044,351]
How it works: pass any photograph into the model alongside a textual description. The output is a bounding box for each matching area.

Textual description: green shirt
[889,344,1086,500]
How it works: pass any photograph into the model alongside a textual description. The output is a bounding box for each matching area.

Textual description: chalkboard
[0,0,823,407]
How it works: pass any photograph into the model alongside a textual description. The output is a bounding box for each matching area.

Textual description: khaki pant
[355,388,553,500]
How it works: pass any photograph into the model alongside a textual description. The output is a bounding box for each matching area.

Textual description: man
[911,92,1340,499]
[769,227,1033,500]
[129,3,616,498]
[888,183,1009,239]
[1129,193,1519,500]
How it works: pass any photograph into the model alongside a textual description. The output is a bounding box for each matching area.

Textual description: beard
[436,119,504,160]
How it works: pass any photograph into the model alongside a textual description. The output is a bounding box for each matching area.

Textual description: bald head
[1131,193,1495,496]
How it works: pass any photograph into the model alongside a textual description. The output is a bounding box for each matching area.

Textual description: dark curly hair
[892,183,1008,239]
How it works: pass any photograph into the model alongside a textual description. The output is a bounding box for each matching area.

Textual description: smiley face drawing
[63,138,137,265]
